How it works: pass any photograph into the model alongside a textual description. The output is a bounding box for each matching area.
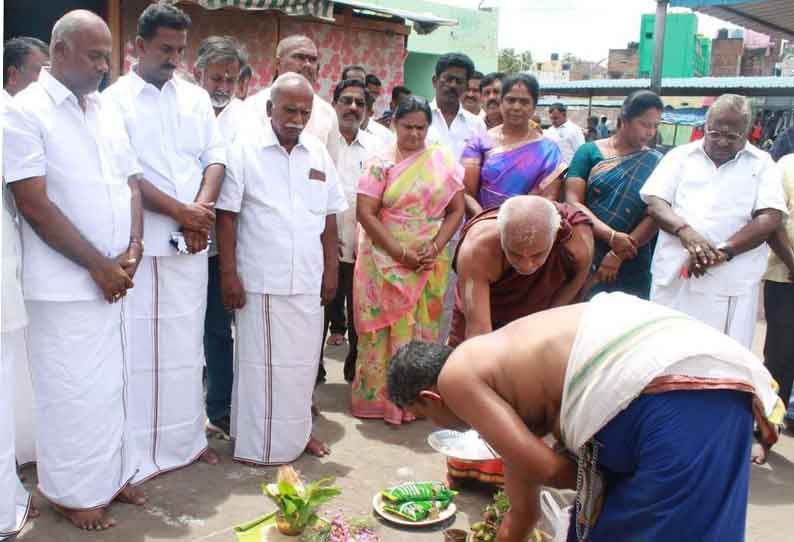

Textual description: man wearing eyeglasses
[640,94,786,352]
[425,52,487,343]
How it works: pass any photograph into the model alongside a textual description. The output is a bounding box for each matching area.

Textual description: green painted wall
[364,0,498,82]
[404,51,439,99]
[638,13,708,78]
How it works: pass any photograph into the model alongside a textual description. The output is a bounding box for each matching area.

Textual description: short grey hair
[195,35,248,72]
[496,196,561,254]
[276,35,315,59]
[706,94,752,133]
[51,9,106,55]
[270,72,313,103]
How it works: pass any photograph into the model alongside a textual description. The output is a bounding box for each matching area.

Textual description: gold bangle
[401,247,406,262]
[609,230,616,246]
[431,241,439,255]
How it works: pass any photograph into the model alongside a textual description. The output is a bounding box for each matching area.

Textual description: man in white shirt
[3,37,49,99]
[545,102,584,164]
[193,35,248,440]
[479,72,504,130]
[425,53,487,343]
[642,94,786,349]
[4,10,144,530]
[103,2,226,483]
[246,35,339,149]
[217,73,347,464]
[326,79,379,381]
[2,35,49,476]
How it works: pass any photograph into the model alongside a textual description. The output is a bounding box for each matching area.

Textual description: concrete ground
[15,330,794,542]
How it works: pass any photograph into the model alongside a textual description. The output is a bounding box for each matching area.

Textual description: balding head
[267,73,314,150]
[50,10,111,97]
[275,35,318,85]
[496,196,561,276]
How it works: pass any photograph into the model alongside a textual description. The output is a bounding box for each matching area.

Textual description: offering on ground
[262,466,342,536]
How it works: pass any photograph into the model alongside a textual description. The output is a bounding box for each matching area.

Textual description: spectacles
[440,73,466,86]
[705,129,744,143]
[338,96,366,108]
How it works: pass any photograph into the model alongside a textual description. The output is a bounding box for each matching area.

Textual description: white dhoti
[128,255,209,483]
[25,300,138,510]
[232,293,322,465]
[13,334,35,467]
[650,279,759,349]
[1,328,31,540]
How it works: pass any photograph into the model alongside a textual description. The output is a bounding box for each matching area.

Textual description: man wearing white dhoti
[641,94,787,348]
[217,73,347,464]
[2,35,49,471]
[1,97,36,542]
[103,2,226,482]
[3,10,145,531]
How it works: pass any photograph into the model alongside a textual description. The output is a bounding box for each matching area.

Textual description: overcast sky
[432,0,740,63]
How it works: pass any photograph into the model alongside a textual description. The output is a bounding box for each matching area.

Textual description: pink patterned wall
[121,1,406,114]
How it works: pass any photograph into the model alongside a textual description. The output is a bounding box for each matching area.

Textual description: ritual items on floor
[262,466,342,536]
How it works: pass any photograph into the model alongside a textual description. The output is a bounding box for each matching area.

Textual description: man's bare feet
[53,505,116,531]
[311,403,320,417]
[751,442,770,465]
[305,436,330,457]
[115,484,146,506]
[28,503,40,519]
[200,447,220,465]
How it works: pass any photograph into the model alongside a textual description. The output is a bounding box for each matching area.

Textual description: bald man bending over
[4,10,144,530]
[217,74,347,464]
[388,293,782,541]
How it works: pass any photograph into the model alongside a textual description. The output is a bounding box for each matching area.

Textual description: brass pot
[275,513,304,536]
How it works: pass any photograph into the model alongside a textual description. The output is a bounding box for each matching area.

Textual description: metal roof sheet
[669,0,794,41]
[538,76,794,97]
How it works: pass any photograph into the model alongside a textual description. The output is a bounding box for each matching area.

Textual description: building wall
[607,48,639,79]
[120,0,406,109]
[638,12,701,78]
[741,47,775,77]
[711,38,743,77]
[362,0,498,74]
[403,51,438,100]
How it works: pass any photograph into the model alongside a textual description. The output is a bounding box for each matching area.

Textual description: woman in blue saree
[461,73,565,215]
[565,90,664,299]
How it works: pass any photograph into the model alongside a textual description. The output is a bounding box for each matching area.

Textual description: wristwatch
[716,241,735,261]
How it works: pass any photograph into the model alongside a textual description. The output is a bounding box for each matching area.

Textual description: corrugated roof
[670,0,794,41]
[177,0,457,33]
[539,76,794,97]
[335,0,457,34]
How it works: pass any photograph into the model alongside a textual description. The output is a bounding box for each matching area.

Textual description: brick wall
[607,48,639,79]
[710,38,743,77]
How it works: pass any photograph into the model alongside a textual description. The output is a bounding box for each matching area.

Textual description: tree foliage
[498,48,533,74]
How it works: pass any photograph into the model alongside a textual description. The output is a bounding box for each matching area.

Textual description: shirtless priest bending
[388,293,782,542]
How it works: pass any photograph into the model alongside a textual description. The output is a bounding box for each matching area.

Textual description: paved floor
[15,334,794,542]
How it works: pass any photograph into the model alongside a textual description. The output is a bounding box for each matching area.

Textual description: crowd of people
[1,1,793,540]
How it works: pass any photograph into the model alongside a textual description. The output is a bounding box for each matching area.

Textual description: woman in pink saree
[352,97,465,425]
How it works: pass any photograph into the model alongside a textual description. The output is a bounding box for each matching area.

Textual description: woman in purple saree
[462,73,565,214]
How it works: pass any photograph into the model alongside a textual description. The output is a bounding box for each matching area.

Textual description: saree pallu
[585,149,662,299]
[462,133,562,209]
[352,146,463,423]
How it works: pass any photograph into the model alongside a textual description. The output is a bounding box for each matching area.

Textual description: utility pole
[651,0,669,94]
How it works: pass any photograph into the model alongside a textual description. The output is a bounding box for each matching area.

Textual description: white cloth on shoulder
[561,292,780,452]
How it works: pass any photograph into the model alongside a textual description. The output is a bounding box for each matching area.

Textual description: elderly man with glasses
[640,94,786,351]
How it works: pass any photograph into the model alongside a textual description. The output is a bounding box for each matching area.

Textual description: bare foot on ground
[311,403,320,417]
[28,503,40,519]
[305,436,330,457]
[200,447,220,465]
[115,484,146,506]
[53,505,115,531]
[751,442,769,465]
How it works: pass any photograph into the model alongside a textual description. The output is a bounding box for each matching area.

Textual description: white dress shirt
[329,129,379,263]
[362,118,396,154]
[545,120,584,164]
[103,69,226,255]
[3,69,138,301]
[2,88,26,331]
[245,86,339,148]
[217,119,348,296]
[426,99,487,162]
[217,97,247,144]
[640,140,787,295]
